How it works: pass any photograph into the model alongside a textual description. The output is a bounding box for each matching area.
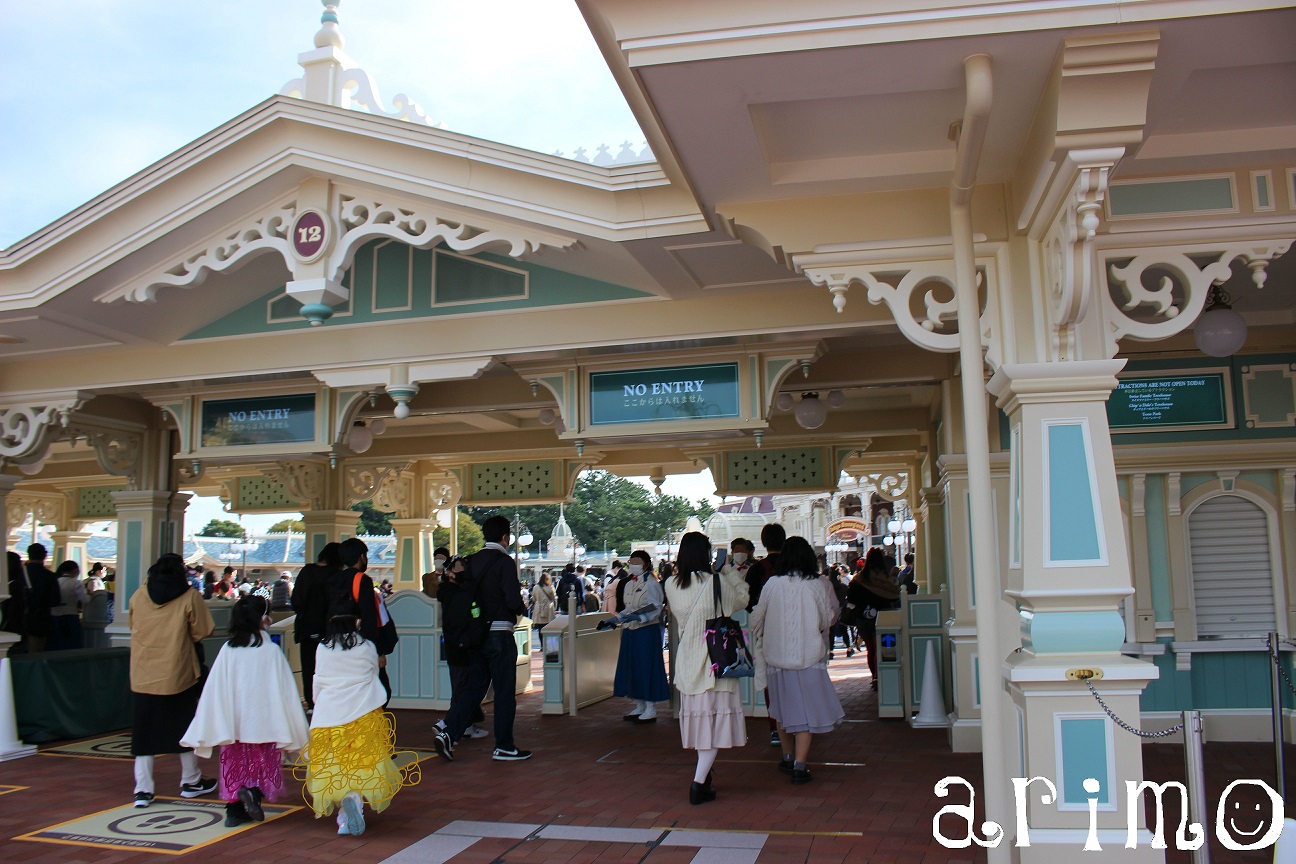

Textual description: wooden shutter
[1189,495,1275,638]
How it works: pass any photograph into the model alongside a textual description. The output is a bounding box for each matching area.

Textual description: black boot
[224,801,250,827]
[689,781,716,805]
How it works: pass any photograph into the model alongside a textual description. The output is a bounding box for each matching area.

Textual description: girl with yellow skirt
[296,614,418,836]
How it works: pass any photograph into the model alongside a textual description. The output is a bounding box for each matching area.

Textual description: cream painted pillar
[49,530,93,570]
[0,472,35,760]
[389,518,433,588]
[107,491,189,646]
[0,474,22,653]
[989,362,1160,861]
[301,510,357,562]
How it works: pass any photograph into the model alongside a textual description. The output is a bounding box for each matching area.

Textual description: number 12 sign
[291,210,329,262]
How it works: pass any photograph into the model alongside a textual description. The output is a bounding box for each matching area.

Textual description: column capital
[987,359,1126,411]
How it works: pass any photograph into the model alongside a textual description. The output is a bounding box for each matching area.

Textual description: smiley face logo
[1216,779,1283,851]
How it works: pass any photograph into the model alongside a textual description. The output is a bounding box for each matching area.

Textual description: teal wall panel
[1239,471,1277,495]
[1047,423,1101,562]
[1109,176,1234,217]
[1140,648,1285,712]
[1059,717,1111,805]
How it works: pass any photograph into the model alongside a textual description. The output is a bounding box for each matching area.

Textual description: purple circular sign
[292,210,328,261]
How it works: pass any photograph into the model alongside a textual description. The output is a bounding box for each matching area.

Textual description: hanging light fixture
[1194,285,1248,357]
[775,392,795,411]
[793,393,827,429]
[348,421,373,453]
[369,419,386,436]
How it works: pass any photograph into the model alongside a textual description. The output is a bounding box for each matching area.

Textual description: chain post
[1270,633,1287,803]
[1182,710,1210,864]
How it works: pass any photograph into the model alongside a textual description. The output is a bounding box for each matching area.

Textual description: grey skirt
[766,664,844,734]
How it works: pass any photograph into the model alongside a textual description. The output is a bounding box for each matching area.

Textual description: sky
[0,0,647,248]
[3,0,722,531]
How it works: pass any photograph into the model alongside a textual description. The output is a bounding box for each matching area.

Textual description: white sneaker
[464,724,490,739]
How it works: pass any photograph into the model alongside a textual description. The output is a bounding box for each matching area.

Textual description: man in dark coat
[23,543,58,654]
[290,542,341,711]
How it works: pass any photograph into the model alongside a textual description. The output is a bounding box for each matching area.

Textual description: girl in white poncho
[181,595,309,826]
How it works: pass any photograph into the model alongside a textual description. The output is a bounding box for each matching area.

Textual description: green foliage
[694,498,717,524]
[268,518,305,533]
[199,519,246,538]
[432,509,485,556]
[352,500,393,536]
[468,471,709,556]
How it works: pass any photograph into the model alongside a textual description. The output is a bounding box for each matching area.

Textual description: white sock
[133,756,155,795]
[179,751,201,787]
[639,701,657,719]
[694,748,718,784]
[633,699,647,716]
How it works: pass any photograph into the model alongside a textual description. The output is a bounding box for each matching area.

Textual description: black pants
[299,638,318,710]
[445,631,517,749]
[449,663,486,725]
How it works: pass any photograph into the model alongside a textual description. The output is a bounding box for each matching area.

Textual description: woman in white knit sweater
[749,536,844,786]
[664,531,750,805]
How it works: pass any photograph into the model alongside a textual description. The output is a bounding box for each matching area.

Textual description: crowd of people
[2,519,918,834]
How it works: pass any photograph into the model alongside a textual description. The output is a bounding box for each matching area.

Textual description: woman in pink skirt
[183,595,310,826]
[664,531,750,805]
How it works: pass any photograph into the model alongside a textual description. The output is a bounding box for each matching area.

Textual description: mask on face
[730,552,748,566]
[434,557,447,571]
[628,563,644,576]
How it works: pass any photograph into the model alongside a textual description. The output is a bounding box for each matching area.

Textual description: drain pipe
[949,53,1010,859]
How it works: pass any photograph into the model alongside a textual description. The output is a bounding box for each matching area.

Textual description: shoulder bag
[704,571,754,679]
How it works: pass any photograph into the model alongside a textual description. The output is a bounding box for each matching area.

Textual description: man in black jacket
[290,542,341,711]
[24,544,58,654]
[555,563,582,615]
[433,515,531,762]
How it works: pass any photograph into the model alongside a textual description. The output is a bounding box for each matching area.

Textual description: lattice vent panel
[77,486,120,520]
[471,461,557,502]
[725,448,827,492]
[235,477,299,511]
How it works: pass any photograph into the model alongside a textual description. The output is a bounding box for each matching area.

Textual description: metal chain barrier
[1084,679,1185,738]
[1272,637,1296,698]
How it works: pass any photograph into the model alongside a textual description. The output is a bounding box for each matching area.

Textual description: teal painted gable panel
[182,243,653,340]
[1140,648,1278,713]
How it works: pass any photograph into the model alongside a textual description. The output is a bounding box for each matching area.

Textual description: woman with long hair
[846,547,901,688]
[610,549,671,723]
[664,531,750,805]
[182,595,310,825]
[48,559,89,650]
[750,536,844,785]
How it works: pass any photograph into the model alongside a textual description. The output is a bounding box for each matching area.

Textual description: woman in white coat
[664,531,749,805]
[750,536,844,786]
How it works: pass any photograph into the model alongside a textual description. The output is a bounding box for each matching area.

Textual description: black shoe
[224,802,251,827]
[792,768,813,785]
[492,746,532,761]
[689,781,717,805]
[238,787,264,822]
[769,731,781,746]
[432,726,455,762]
[133,791,154,808]
[623,713,641,722]
[634,715,657,724]
[778,758,794,775]
[180,777,218,798]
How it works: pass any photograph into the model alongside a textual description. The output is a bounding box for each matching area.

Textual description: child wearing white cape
[182,595,309,826]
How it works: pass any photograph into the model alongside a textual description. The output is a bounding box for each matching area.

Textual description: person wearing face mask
[422,547,451,599]
[607,550,670,723]
[722,538,755,578]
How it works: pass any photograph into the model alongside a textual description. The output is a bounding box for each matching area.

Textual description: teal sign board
[1108,374,1230,431]
[590,363,740,426]
[201,394,317,446]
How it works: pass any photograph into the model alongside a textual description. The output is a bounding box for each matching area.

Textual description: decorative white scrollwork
[1100,240,1293,357]
[99,202,296,304]
[346,462,414,518]
[800,261,997,359]
[7,493,65,530]
[0,405,67,462]
[327,194,578,283]
[424,470,463,518]
[1043,163,1111,360]
[82,429,144,490]
[853,470,911,502]
[264,461,326,511]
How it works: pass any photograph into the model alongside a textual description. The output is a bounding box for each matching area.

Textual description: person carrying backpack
[435,556,489,740]
[433,515,532,762]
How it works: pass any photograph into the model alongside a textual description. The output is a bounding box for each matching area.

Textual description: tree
[199,518,246,538]
[352,500,393,536]
[268,518,305,533]
[432,508,485,556]
[693,498,717,524]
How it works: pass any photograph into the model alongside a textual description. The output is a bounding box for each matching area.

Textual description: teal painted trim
[1180,473,1215,496]
[1140,649,1276,712]
[1239,471,1277,494]
[310,532,328,561]
[748,356,758,417]
[121,521,143,614]
[1046,423,1101,562]
[1059,717,1110,805]
[1144,475,1172,622]
[71,547,85,567]
[1021,609,1125,653]
[1109,176,1234,217]
[973,655,980,707]
[182,243,654,340]
[399,538,414,582]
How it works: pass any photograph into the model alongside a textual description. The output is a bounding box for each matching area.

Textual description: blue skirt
[613,623,671,703]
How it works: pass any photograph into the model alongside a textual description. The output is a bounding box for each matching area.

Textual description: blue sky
[0,0,645,248]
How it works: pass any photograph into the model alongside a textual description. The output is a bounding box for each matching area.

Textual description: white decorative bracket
[1099,239,1293,358]
[263,461,327,511]
[0,394,87,468]
[346,462,415,518]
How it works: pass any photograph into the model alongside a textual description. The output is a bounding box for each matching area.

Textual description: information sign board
[589,363,740,426]
[1108,372,1232,432]
[200,394,317,447]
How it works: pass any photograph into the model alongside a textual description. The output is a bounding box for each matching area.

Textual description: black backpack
[441,562,488,652]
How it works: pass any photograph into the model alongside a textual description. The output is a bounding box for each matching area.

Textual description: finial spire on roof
[315,1,345,50]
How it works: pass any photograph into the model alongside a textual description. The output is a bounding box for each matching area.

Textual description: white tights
[133,752,201,795]
[693,748,717,784]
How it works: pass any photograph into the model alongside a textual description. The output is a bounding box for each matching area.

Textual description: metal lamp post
[230,536,259,580]
[511,513,534,561]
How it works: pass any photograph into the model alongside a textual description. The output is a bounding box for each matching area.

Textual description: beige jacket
[129,587,215,696]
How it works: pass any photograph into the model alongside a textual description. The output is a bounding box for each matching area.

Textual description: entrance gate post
[301,510,359,562]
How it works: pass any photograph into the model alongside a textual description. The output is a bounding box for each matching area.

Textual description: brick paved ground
[0,648,1286,863]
